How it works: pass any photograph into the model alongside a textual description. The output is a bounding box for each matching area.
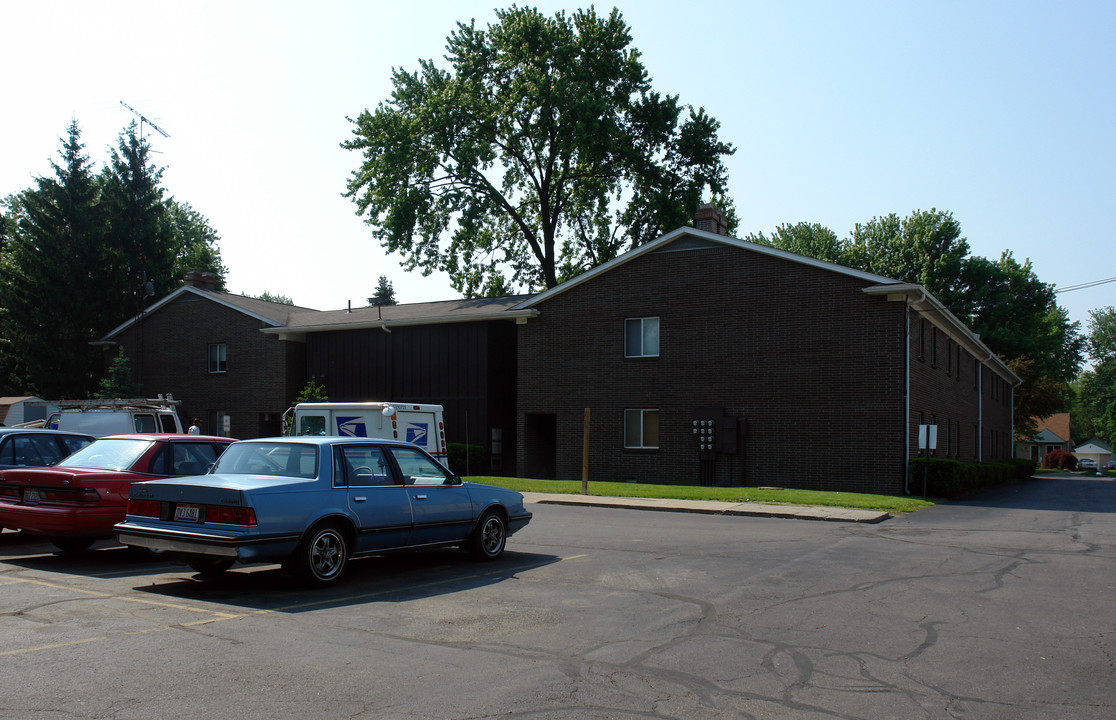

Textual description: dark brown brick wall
[111,294,300,439]
[516,241,1016,495]
[908,311,1015,469]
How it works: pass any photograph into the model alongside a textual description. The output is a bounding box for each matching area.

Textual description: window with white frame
[208,343,227,373]
[624,409,659,449]
[625,317,659,358]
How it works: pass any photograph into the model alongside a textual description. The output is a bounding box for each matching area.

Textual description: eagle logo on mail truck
[336,416,368,437]
[406,423,428,445]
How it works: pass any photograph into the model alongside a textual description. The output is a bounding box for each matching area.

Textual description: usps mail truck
[288,402,447,461]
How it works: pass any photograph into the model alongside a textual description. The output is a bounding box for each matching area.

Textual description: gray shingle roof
[272,295,537,332]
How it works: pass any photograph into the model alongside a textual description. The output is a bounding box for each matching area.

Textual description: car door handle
[415,494,427,500]
[353,496,367,502]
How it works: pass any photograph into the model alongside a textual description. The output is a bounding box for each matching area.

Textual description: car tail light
[206,505,256,525]
[0,485,19,500]
[38,488,101,503]
[128,499,161,518]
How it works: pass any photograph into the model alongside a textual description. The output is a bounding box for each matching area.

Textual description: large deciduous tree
[165,199,229,289]
[744,222,845,264]
[1074,307,1116,445]
[844,209,970,313]
[343,5,735,297]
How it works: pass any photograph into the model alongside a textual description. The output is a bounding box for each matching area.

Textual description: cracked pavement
[1,474,1114,719]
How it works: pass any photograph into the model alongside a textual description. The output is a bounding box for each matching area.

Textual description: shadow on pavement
[1,535,189,578]
[944,474,1116,514]
[130,548,560,612]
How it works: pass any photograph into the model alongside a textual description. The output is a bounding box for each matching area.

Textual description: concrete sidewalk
[520,492,891,523]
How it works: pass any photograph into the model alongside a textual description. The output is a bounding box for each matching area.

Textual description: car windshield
[213,442,318,478]
[57,438,155,471]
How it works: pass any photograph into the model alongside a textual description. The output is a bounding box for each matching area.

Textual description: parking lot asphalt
[520,491,891,523]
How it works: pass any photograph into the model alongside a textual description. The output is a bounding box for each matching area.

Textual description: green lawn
[465,476,935,514]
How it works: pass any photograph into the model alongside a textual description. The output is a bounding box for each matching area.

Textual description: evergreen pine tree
[101,122,176,326]
[0,120,108,396]
[368,275,398,306]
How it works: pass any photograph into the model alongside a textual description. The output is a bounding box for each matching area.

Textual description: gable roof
[515,226,897,309]
[513,226,1020,385]
[97,286,319,342]
[1035,413,1072,444]
[0,396,44,426]
[1076,437,1113,454]
[1032,428,1064,443]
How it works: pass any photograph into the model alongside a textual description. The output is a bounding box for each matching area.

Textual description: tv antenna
[119,100,170,141]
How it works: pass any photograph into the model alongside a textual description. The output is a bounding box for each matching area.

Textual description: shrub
[908,457,1032,499]
[447,443,487,475]
[1040,449,1077,470]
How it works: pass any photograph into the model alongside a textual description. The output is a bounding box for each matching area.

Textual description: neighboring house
[97,209,1019,494]
[513,206,1018,495]
[1074,438,1113,469]
[1016,413,1073,462]
[0,396,52,426]
[96,272,308,439]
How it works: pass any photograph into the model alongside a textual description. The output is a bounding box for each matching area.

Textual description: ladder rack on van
[57,396,182,411]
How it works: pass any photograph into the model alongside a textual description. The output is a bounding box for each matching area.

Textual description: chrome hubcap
[311,531,343,577]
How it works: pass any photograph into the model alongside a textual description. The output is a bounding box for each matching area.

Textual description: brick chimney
[184,270,217,291]
[694,204,728,235]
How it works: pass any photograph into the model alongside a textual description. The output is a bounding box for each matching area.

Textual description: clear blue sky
[3,1,1113,337]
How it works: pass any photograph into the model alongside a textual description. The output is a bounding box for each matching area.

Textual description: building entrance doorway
[524,413,557,479]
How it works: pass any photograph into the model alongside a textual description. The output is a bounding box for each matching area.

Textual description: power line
[1054,276,1116,293]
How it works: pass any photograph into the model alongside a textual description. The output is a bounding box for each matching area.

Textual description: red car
[0,433,234,552]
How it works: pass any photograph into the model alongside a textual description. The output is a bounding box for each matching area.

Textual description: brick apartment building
[99,271,307,439]
[97,211,1017,494]
[98,277,532,466]
[514,208,1017,494]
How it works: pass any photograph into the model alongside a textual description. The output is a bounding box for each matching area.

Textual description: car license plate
[174,504,200,522]
[24,489,39,504]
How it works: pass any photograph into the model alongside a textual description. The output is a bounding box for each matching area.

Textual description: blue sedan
[115,437,532,587]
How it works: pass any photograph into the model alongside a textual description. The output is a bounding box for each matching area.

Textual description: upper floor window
[625,317,659,358]
[208,343,227,373]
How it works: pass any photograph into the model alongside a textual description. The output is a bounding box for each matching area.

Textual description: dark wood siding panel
[306,321,517,472]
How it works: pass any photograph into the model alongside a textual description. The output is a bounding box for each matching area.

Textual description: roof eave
[97,286,285,342]
[862,283,1022,386]
[514,226,898,310]
[260,309,540,335]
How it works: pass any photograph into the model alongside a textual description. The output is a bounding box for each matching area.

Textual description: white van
[288,402,447,461]
[48,398,184,437]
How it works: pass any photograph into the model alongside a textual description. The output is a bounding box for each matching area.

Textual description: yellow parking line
[0,636,106,657]
[7,575,244,618]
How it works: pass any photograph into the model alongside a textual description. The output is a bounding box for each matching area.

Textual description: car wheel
[187,557,236,576]
[289,524,348,587]
[51,537,95,553]
[469,510,507,561]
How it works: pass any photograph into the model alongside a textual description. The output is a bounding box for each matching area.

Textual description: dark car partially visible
[0,428,94,471]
